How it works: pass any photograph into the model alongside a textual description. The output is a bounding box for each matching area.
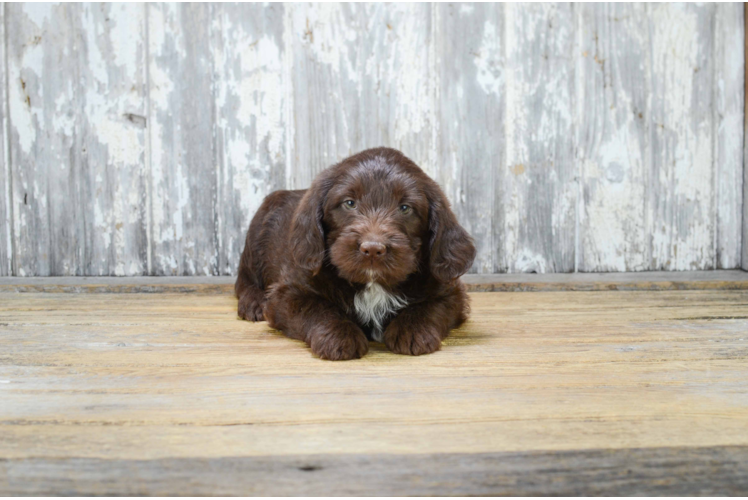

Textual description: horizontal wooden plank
[0,270,746,293]
[2,446,747,496]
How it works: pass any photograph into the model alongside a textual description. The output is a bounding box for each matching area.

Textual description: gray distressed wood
[0,5,11,276]
[211,3,288,276]
[503,3,576,273]
[3,447,748,496]
[0,3,745,276]
[6,3,148,277]
[147,3,216,275]
[286,4,437,188]
[436,4,504,274]
[579,3,744,273]
[576,4,651,272]
[649,4,716,270]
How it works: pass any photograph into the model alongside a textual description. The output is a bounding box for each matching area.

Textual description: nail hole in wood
[298,465,322,472]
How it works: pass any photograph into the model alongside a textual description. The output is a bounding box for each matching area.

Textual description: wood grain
[6,4,149,277]
[1,289,747,494]
[3,447,748,496]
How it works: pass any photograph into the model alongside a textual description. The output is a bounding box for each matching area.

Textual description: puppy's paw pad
[309,324,368,361]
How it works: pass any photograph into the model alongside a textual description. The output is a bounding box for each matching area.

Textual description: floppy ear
[427,186,476,282]
[290,174,334,275]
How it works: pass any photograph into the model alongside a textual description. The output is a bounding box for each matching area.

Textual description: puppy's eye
[343,199,357,209]
[400,204,412,214]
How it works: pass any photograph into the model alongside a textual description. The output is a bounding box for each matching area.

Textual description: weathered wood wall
[0,3,744,276]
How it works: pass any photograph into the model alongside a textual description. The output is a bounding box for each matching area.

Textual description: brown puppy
[235,147,476,360]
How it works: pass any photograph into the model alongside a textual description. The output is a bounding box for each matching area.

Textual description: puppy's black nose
[360,241,387,258]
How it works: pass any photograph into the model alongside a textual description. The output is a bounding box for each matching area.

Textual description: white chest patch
[354,282,407,342]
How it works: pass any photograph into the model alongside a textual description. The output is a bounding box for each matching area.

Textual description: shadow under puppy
[235,147,476,360]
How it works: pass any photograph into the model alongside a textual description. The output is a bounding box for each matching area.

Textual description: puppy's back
[236,189,306,296]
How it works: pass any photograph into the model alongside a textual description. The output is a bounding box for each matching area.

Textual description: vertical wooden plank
[7,3,71,276]
[0,4,11,276]
[742,2,748,272]
[80,3,149,276]
[649,4,716,270]
[503,3,576,273]
[148,3,216,275]
[576,4,650,272]
[7,3,148,276]
[211,4,287,276]
[714,3,744,269]
[436,4,504,273]
[285,3,437,189]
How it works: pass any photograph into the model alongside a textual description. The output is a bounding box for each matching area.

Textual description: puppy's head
[290,148,476,286]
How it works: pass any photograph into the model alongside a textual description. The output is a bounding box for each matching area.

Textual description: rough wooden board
[435,4,503,275]
[147,3,217,276]
[1,270,748,293]
[6,4,149,277]
[3,447,748,496]
[211,4,288,276]
[0,4,11,277]
[503,4,577,273]
[649,4,716,271]
[715,3,745,270]
[1,290,748,494]
[577,4,650,272]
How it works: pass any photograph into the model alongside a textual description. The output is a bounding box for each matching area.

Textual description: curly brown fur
[235,147,476,360]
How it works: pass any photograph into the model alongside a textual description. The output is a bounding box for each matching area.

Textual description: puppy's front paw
[384,319,442,356]
[238,291,265,321]
[309,322,368,361]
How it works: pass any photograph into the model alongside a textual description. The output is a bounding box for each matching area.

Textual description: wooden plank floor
[1,289,748,495]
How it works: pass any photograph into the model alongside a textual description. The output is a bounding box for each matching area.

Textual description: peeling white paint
[474,21,503,96]
[459,5,475,16]
[650,3,713,270]
[22,3,53,31]
[514,249,548,274]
